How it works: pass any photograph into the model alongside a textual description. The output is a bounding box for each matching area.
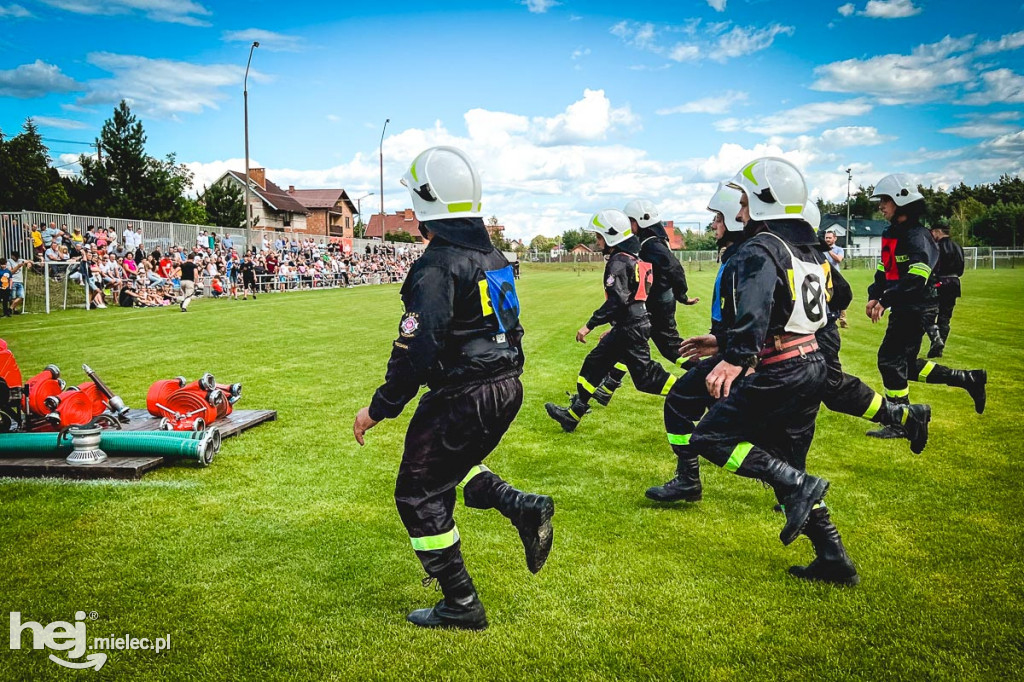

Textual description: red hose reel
[146,373,242,431]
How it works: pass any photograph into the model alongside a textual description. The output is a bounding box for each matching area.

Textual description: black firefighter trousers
[576,318,675,404]
[394,374,523,581]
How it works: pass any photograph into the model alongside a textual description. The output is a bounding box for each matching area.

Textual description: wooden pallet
[0,409,277,481]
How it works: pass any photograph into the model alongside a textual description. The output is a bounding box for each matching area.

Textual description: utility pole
[379,118,389,236]
[845,168,852,250]
[244,41,260,229]
[94,139,103,162]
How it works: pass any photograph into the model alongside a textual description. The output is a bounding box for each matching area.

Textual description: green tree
[487,215,512,251]
[78,101,194,220]
[177,197,208,226]
[385,230,417,243]
[681,228,718,251]
[561,227,596,251]
[972,201,1024,247]
[529,234,558,253]
[0,119,67,211]
[201,181,246,228]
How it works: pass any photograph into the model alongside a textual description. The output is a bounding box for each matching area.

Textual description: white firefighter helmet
[587,209,633,247]
[400,146,483,221]
[803,200,821,230]
[728,157,808,222]
[623,199,661,229]
[707,182,745,232]
[870,174,923,207]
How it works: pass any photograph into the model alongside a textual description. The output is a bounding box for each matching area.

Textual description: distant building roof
[821,213,888,237]
[225,170,308,215]
[664,220,685,250]
[287,188,357,214]
[365,209,425,241]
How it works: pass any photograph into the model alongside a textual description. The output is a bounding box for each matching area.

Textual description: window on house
[346,217,350,229]
[283,213,291,227]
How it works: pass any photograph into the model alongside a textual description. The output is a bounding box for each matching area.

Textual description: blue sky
[1,0,1023,239]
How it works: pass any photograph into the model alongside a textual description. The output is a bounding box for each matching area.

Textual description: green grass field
[1,265,1022,680]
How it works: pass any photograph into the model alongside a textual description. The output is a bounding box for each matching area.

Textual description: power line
[38,136,93,145]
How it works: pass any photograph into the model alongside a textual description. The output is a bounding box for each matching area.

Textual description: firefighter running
[684,157,858,586]
[352,146,554,631]
[865,174,987,442]
[545,209,677,432]
[927,219,965,358]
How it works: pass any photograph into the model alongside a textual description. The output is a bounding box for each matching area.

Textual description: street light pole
[244,41,259,231]
[379,118,389,235]
[354,192,373,237]
[845,167,852,251]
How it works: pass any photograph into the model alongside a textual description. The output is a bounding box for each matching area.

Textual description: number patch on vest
[479,265,520,333]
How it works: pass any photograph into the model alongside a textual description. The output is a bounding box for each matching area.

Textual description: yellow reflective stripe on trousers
[908,263,932,279]
[578,376,596,394]
[725,442,753,473]
[410,526,460,552]
[614,362,627,372]
[918,361,936,381]
[862,392,883,419]
[660,374,677,395]
[885,387,910,398]
[458,464,490,488]
[667,433,691,445]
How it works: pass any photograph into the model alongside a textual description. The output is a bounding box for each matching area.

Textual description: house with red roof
[364,209,426,242]
[286,187,358,238]
[214,168,308,232]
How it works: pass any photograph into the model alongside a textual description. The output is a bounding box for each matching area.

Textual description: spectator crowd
[1,219,423,313]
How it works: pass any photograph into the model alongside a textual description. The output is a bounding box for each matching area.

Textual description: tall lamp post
[379,118,389,236]
[354,192,373,237]
[244,41,260,230]
[845,167,852,251]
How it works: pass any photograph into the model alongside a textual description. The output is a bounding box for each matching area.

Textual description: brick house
[214,169,308,231]
[365,209,426,242]
[286,188,358,238]
[664,220,686,250]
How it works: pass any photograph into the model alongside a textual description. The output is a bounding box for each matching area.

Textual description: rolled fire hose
[0,428,220,467]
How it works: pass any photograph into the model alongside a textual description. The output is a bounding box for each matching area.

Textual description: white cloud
[706,0,727,11]
[976,30,1024,55]
[715,98,873,135]
[813,35,975,104]
[818,125,895,148]
[657,91,748,115]
[712,24,795,62]
[38,0,211,26]
[76,53,252,118]
[838,3,855,16]
[611,19,793,64]
[571,47,590,60]
[33,116,89,129]
[0,60,80,98]
[940,112,1022,138]
[860,0,921,19]
[221,29,303,52]
[959,69,1024,105]
[528,88,639,145]
[522,0,560,13]
[0,4,31,18]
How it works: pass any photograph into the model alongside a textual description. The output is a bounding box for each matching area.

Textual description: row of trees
[0,101,246,228]
[818,176,1024,248]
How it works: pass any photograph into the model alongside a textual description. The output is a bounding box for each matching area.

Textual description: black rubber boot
[646,454,702,502]
[733,450,829,546]
[943,369,987,414]
[926,325,945,359]
[407,569,488,631]
[867,395,909,440]
[873,399,930,454]
[545,395,587,432]
[495,486,555,574]
[591,385,614,406]
[463,472,555,574]
[788,507,860,586]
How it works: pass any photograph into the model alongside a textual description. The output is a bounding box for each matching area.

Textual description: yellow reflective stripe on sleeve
[862,392,884,420]
[448,201,474,213]
[908,263,932,278]
[876,262,885,272]
[660,374,677,395]
[725,442,754,473]
[675,356,687,367]
[578,376,597,394]
[458,464,491,488]
[614,362,627,372]
[410,526,460,552]
[918,361,936,381]
[478,279,494,316]
[885,387,910,398]
[668,433,691,445]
